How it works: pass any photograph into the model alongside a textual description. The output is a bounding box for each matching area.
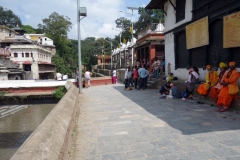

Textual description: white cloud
[2,0,149,40]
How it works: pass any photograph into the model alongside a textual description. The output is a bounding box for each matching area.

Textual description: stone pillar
[31,62,39,80]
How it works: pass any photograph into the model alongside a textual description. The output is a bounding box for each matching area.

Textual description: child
[159,81,171,98]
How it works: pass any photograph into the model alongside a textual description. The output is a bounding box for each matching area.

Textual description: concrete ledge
[10,82,79,160]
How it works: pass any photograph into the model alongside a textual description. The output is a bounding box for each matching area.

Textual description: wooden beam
[169,0,176,10]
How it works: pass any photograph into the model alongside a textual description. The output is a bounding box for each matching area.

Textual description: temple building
[146,0,240,80]
[0,25,56,80]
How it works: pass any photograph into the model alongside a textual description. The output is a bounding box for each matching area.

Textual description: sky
[0,0,150,40]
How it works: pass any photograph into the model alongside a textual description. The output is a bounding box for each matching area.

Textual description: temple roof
[145,0,167,9]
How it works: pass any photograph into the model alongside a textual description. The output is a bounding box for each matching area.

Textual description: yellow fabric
[167,75,174,82]
[228,84,239,95]
[219,62,227,68]
[206,71,219,86]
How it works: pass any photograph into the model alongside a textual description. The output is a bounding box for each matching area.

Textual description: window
[31,53,33,57]
[45,38,47,41]
[25,53,29,57]
[176,0,186,22]
[22,53,24,57]
[14,53,18,57]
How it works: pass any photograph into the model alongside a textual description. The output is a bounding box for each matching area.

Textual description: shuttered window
[176,31,188,68]
[176,0,186,22]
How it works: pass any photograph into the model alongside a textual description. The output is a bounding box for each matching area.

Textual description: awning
[38,62,55,65]
[145,0,167,9]
[39,71,55,73]
[22,61,32,64]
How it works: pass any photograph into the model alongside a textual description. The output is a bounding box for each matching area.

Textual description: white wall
[0,73,8,80]
[164,0,193,32]
[0,26,18,40]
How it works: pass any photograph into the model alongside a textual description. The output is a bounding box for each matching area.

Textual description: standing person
[197,65,219,98]
[184,66,200,100]
[112,68,117,84]
[56,72,62,81]
[133,66,139,89]
[162,59,165,73]
[138,64,147,90]
[127,67,134,87]
[84,68,92,88]
[209,62,228,102]
[124,66,129,89]
[216,62,240,112]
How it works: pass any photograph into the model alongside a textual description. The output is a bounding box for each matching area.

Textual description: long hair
[193,66,199,75]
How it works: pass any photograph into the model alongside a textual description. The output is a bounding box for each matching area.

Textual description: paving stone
[210,148,240,158]
[185,151,216,160]
[102,153,127,160]
[126,150,146,159]
[72,84,240,160]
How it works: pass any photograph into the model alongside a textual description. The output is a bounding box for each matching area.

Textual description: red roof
[13,61,19,64]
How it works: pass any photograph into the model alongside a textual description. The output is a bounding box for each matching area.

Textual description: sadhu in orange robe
[209,70,226,101]
[217,69,240,108]
[197,71,218,96]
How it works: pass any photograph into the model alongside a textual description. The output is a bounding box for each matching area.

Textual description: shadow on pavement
[112,85,240,135]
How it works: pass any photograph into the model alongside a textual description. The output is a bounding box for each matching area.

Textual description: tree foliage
[21,25,36,33]
[134,8,164,36]
[0,6,22,28]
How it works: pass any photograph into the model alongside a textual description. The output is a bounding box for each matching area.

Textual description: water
[0,104,56,160]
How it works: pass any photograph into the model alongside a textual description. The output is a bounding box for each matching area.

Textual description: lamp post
[120,7,138,67]
[77,1,87,94]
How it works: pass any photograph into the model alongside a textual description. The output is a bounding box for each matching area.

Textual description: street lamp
[77,1,87,94]
[120,7,138,67]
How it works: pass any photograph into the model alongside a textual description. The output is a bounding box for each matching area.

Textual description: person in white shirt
[62,74,68,81]
[56,72,62,81]
[112,68,117,84]
[84,69,92,88]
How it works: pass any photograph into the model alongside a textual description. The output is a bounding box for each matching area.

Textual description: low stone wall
[10,82,79,160]
[117,69,126,83]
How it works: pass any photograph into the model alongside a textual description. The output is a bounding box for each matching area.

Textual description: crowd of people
[158,62,240,112]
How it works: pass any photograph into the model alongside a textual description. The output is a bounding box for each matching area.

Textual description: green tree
[21,25,36,33]
[37,12,72,47]
[0,6,22,28]
[134,8,164,36]
[115,17,132,43]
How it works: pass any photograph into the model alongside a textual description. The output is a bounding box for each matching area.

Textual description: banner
[223,11,240,48]
[186,16,209,49]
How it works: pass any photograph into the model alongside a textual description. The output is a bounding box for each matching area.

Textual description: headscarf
[229,62,236,66]
[219,62,227,68]
[206,65,212,70]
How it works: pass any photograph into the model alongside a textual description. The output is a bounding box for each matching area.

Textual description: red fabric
[197,84,208,96]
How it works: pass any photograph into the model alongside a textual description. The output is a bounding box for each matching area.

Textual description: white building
[10,44,55,80]
[25,34,56,56]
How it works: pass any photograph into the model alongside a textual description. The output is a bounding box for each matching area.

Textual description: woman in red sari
[216,62,240,112]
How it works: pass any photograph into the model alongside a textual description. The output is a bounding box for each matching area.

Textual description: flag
[130,26,133,34]
[118,43,120,48]
[123,38,126,44]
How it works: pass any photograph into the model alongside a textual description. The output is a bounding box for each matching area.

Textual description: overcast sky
[1,0,150,40]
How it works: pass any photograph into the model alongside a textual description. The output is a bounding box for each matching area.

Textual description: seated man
[159,81,171,98]
[197,65,218,98]
[167,83,182,99]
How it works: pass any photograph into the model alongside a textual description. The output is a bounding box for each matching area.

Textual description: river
[0,104,56,160]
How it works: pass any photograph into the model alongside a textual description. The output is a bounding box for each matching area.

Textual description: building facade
[10,44,55,80]
[146,0,240,80]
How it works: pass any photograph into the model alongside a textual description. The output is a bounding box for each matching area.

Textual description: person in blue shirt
[138,64,147,90]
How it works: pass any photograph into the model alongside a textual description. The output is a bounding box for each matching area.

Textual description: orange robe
[209,71,226,101]
[198,71,218,96]
[217,69,240,108]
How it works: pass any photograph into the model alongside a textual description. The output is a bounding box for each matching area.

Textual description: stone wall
[10,82,79,160]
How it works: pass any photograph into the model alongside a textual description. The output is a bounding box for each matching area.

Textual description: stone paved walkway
[72,83,240,160]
